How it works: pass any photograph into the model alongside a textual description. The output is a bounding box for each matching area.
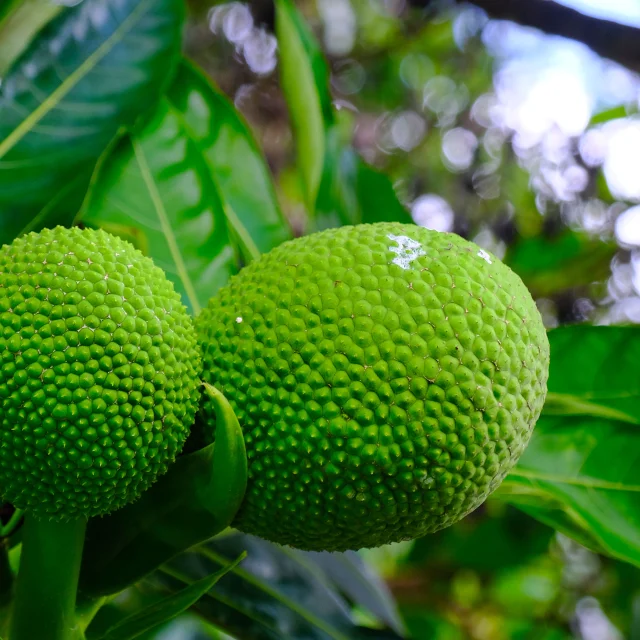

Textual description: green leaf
[504,231,616,297]
[542,392,637,425]
[274,0,412,229]
[544,326,640,423]
[501,414,640,566]
[315,142,413,229]
[88,554,246,640]
[80,99,238,314]
[79,386,247,598]
[275,0,332,211]
[353,157,413,225]
[157,533,406,640]
[0,0,185,246]
[499,326,640,567]
[495,487,607,556]
[589,105,630,127]
[166,61,292,262]
[81,58,292,310]
[0,0,62,76]
[201,384,249,527]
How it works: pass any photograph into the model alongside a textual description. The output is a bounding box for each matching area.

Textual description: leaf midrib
[509,468,640,492]
[132,137,201,314]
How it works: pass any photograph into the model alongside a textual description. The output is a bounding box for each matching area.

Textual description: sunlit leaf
[275,0,332,211]
[273,0,412,229]
[589,105,630,127]
[543,326,640,423]
[500,326,640,567]
[166,61,292,262]
[80,99,237,314]
[0,0,184,246]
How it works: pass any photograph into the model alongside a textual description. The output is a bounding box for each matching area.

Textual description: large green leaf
[166,61,292,262]
[157,533,405,640]
[501,414,640,566]
[540,325,640,423]
[79,386,247,599]
[86,553,246,640]
[0,0,184,247]
[81,58,293,311]
[498,326,640,567]
[275,0,332,211]
[79,99,237,314]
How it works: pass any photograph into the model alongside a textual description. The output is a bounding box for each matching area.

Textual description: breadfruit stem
[10,514,87,640]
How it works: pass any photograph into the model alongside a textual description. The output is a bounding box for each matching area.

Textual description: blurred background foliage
[176,0,640,638]
[4,0,640,638]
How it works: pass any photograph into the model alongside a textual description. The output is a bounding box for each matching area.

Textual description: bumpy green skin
[0,227,201,519]
[197,223,549,551]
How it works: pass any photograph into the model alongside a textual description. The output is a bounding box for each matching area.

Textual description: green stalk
[10,514,87,640]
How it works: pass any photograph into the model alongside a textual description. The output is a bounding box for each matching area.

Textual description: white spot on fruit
[418,472,435,488]
[236,317,243,323]
[387,233,426,269]
[477,249,492,264]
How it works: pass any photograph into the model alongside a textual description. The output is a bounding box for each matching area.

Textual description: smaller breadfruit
[0,226,201,519]
[197,222,549,552]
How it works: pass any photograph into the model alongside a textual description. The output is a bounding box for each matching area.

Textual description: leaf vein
[509,468,640,492]
[132,138,201,314]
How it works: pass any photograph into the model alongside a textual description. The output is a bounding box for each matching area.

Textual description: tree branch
[452,0,640,72]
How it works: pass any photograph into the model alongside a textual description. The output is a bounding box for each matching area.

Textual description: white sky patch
[235,317,243,323]
[556,0,640,27]
[387,233,426,269]
[615,205,640,246]
[477,249,493,264]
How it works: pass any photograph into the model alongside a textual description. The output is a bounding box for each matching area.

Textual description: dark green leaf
[88,554,245,640]
[314,136,359,229]
[544,326,640,423]
[79,98,238,314]
[79,386,247,598]
[353,160,412,225]
[500,414,640,566]
[315,144,413,229]
[498,490,607,556]
[0,0,184,246]
[157,533,405,640]
[504,231,616,297]
[304,550,406,636]
[499,326,640,567]
[275,0,333,210]
[166,61,292,262]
